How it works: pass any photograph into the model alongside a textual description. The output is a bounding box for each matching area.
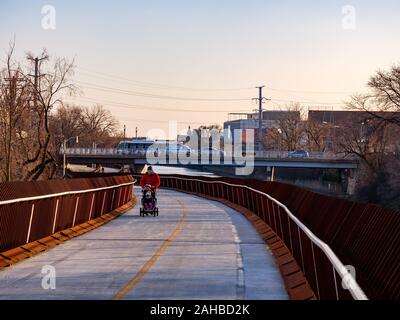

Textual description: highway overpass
[61,149,358,171]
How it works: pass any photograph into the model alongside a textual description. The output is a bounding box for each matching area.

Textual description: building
[224,110,300,130]
[308,110,370,125]
[308,109,400,152]
[224,110,301,147]
[308,110,400,126]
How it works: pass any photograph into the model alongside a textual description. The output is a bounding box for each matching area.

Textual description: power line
[117,117,220,126]
[61,99,222,125]
[270,98,345,106]
[265,85,356,95]
[75,66,357,100]
[74,79,346,105]
[76,66,253,92]
[64,96,251,113]
[75,80,250,102]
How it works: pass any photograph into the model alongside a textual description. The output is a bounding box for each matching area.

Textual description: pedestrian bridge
[0,174,398,300]
[0,189,287,300]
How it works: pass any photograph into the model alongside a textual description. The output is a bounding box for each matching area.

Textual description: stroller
[140,184,159,217]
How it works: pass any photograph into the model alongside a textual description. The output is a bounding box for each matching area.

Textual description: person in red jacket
[140,166,161,191]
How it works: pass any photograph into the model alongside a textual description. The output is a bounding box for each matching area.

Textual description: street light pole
[63,139,67,177]
[63,136,79,178]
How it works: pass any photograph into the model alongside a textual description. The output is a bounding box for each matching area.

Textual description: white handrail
[0,180,136,206]
[162,175,368,300]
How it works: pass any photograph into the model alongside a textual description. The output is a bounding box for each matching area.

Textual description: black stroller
[140,184,159,217]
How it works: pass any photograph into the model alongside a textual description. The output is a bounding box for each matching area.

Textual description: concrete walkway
[0,188,288,300]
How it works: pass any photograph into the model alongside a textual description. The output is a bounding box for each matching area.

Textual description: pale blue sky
[1,0,400,138]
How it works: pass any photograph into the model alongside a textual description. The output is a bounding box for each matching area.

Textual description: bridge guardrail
[160,175,369,300]
[62,147,349,161]
[0,176,135,253]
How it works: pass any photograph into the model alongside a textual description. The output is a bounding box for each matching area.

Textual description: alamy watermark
[41,265,56,290]
[145,121,255,176]
[342,5,356,30]
[41,5,56,30]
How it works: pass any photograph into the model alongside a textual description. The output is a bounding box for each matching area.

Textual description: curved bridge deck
[0,188,287,300]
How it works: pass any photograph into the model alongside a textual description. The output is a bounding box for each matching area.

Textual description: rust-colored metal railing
[0,175,135,253]
[159,174,399,300]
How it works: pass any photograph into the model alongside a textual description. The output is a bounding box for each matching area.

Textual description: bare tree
[22,51,76,180]
[348,64,400,127]
[0,41,31,181]
[51,103,121,151]
[0,42,126,181]
[304,119,329,152]
[335,115,400,208]
[49,104,85,164]
[268,103,305,151]
[338,64,400,209]
[80,104,121,147]
[335,118,390,170]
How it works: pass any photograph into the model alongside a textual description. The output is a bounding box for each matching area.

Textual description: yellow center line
[112,198,188,300]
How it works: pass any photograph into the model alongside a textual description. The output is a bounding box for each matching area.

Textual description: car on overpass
[117,139,155,155]
[288,150,310,158]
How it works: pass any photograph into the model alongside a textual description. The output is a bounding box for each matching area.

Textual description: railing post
[254,193,260,217]
[110,189,115,211]
[72,196,80,227]
[122,186,127,205]
[287,214,293,253]
[297,225,305,272]
[311,242,321,299]
[100,191,106,215]
[245,189,251,211]
[234,187,239,205]
[226,185,231,202]
[277,206,284,240]
[26,203,35,243]
[332,265,340,300]
[231,186,236,203]
[52,199,60,234]
[117,188,122,208]
[258,194,262,216]
[266,198,272,226]
[259,194,266,221]
[89,193,95,220]
[271,201,277,232]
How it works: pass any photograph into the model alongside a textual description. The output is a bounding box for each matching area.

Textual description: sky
[1,0,400,139]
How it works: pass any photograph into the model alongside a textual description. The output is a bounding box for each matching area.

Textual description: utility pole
[123,124,126,139]
[135,126,138,139]
[27,55,48,108]
[253,86,269,155]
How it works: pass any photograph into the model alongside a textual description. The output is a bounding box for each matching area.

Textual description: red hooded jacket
[139,172,161,190]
